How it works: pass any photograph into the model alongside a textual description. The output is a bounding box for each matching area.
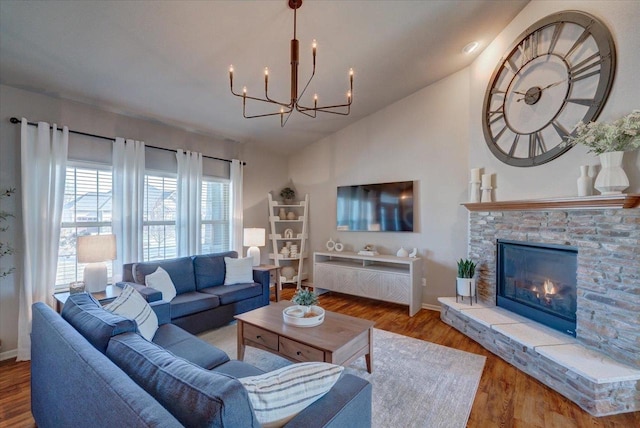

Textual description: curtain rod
[9,117,245,165]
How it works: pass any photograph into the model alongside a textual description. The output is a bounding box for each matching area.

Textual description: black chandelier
[229,0,353,127]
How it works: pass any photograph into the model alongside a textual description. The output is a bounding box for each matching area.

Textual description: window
[201,178,230,254]
[57,164,113,290]
[143,173,177,261]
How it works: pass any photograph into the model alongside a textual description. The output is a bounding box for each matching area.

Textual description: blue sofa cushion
[193,251,237,290]
[107,333,260,427]
[61,293,136,354]
[201,283,262,305]
[133,256,196,295]
[213,360,265,378]
[170,291,220,318]
[152,323,230,369]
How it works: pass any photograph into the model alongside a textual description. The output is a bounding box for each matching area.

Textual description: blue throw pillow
[106,333,259,427]
[61,293,136,354]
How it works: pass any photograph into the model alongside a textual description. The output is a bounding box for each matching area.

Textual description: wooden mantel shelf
[462,194,640,212]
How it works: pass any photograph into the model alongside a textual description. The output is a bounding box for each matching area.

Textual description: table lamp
[243,228,265,266]
[77,234,117,293]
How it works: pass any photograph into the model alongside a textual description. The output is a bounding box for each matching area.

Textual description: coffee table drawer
[279,337,324,362]
[244,324,279,351]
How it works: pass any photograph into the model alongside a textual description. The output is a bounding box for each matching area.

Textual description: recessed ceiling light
[462,41,479,55]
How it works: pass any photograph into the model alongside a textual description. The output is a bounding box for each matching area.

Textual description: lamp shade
[243,228,265,247]
[77,234,117,263]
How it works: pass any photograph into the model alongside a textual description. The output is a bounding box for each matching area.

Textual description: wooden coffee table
[235,301,375,373]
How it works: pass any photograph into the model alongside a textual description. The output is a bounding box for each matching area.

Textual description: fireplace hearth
[497,240,578,337]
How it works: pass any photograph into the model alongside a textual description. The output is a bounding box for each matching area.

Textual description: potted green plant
[566,110,640,195]
[456,258,477,297]
[280,187,296,204]
[292,287,318,308]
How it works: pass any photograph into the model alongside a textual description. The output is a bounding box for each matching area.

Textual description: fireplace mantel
[462,194,640,212]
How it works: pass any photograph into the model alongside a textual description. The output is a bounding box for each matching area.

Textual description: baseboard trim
[0,348,18,361]
[422,303,441,312]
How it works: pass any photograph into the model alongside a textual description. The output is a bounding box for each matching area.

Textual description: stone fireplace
[439,195,640,416]
[496,239,577,337]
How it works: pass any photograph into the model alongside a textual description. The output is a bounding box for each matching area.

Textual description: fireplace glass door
[497,240,577,337]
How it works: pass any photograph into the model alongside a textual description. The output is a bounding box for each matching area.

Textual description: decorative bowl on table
[283,305,325,327]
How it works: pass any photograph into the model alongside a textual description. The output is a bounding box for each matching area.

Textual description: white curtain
[17,119,68,361]
[112,138,145,282]
[230,159,244,255]
[176,149,202,256]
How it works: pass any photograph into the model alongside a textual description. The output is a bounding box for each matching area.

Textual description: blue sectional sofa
[118,251,271,334]
[31,294,372,427]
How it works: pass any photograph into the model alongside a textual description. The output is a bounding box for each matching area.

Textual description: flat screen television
[336,181,414,232]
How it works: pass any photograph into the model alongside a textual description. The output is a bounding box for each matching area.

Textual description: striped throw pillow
[239,362,343,428]
[104,285,158,341]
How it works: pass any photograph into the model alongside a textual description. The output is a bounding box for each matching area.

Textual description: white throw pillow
[239,362,343,428]
[224,256,254,285]
[145,267,177,301]
[104,285,158,341]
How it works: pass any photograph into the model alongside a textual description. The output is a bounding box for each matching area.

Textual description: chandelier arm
[242,106,293,120]
[297,97,352,112]
[295,106,317,118]
[232,91,292,108]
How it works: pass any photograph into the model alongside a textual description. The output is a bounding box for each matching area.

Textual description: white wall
[469,0,640,199]
[289,68,471,308]
[0,84,287,358]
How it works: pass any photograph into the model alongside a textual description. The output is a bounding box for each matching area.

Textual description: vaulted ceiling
[0,0,528,153]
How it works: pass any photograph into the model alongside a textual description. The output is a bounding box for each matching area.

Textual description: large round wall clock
[482,11,616,167]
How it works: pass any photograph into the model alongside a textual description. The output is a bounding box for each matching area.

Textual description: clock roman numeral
[518,32,539,66]
[490,88,506,95]
[528,133,545,157]
[564,28,592,61]
[548,23,564,54]
[551,120,570,141]
[570,53,607,82]
[508,134,520,157]
[505,58,519,75]
[489,113,504,125]
[567,98,598,107]
[492,125,508,143]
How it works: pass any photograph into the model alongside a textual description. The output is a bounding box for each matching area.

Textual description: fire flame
[543,279,556,295]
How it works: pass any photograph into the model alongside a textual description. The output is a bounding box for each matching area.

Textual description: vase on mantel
[577,165,593,197]
[594,151,629,195]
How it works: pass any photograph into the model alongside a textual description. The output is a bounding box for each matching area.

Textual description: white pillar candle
[482,173,492,188]
[470,168,481,182]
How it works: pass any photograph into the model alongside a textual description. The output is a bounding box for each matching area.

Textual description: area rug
[200,323,486,428]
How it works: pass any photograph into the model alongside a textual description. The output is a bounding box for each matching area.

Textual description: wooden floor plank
[1,288,638,427]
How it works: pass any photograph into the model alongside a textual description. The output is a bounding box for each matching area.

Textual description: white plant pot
[456,278,476,297]
[594,151,629,195]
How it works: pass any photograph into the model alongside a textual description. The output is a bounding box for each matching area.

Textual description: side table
[53,285,122,313]
[253,264,282,302]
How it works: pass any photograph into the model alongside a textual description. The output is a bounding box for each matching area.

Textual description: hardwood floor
[1,288,638,427]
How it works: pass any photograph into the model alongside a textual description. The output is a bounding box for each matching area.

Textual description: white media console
[313,251,422,316]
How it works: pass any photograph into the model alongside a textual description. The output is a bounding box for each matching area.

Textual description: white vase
[456,278,476,297]
[594,151,629,195]
[396,247,409,257]
[577,165,593,197]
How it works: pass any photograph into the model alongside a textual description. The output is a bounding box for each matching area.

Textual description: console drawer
[279,337,324,362]
[243,324,279,351]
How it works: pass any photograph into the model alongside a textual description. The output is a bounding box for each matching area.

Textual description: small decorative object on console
[409,248,418,258]
[396,247,409,257]
[287,211,297,220]
[334,242,344,252]
[576,165,593,197]
[69,281,85,295]
[469,168,481,203]
[326,238,336,251]
[358,244,379,256]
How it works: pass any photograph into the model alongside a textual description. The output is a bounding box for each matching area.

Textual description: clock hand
[516,78,567,102]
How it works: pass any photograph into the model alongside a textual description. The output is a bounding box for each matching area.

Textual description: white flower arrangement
[565,110,640,155]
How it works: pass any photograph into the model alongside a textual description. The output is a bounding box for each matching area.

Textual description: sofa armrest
[115,281,162,302]
[150,300,171,325]
[252,269,271,306]
[284,374,372,428]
